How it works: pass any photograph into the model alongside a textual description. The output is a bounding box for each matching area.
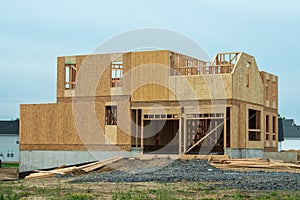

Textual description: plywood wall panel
[130,50,170,101]
[230,105,239,148]
[57,57,65,99]
[117,101,131,144]
[238,103,246,148]
[20,102,112,150]
[232,53,264,105]
[168,74,232,101]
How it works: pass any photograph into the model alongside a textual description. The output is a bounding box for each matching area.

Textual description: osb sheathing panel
[117,101,131,144]
[73,54,111,97]
[105,126,117,144]
[122,53,131,95]
[168,74,232,101]
[20,144,131,151]
[130,51,170,101]
[232,53,264,105]
[33,104,78,145]
[133,84,170,101]
[260,71,267,105]
[95,101,106,136]
[237,103,247,148]
[57,57,65,99]
[75,55,88,71]
[72,101,106,144]
[58,53,124,99]
[19,105,30,145]
[230,105,240,148]
[260,71,278,109]
[20,102,131,151]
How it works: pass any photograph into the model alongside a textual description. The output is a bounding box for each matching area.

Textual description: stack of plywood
[210,158,300,170]
[25,156,123,179]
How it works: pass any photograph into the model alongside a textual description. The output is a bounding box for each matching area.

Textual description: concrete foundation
[225,148,264,159]
[20,150,141,172]
[264,152,298,163]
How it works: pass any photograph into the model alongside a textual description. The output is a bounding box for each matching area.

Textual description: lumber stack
[25,156,123,179]
[210,158,300,170]
[179,154,229,161]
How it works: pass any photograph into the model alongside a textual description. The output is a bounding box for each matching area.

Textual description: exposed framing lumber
[183,115,187,154]
[185,122,224,154]
[141,110,144,150]
[135,110,138,147]
[179,115,182,154]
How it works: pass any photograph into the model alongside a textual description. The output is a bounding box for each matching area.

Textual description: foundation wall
[264,151,298,163]
[20,150,139,172]
[225,148,264,159]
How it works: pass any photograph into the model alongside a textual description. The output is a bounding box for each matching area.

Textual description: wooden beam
[224,112,227,149]
[185,122,224,154]
[141,110,144,151]
[179,116,182,155]
[135,110,138,147]
[183,116,186,153]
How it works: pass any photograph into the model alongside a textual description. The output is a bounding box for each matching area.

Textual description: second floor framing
[57,50,278,110]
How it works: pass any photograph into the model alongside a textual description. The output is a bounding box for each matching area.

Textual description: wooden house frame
[20,50,278,172]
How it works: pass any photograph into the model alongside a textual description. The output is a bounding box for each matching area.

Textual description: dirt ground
[0,168,18,180]
[1,177,300,200]
[1,158,300,199]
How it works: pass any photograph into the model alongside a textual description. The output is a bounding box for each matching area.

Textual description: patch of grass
[0,188,18,200]
[111,186,177,200]
[270,191,279,197]
[18,190,33,198]
[0,163,19,168]
[255,193,300,200]
[233,192,247,200]
[62,193,95,200]
[155,188,176,200]
[148,189,157,194]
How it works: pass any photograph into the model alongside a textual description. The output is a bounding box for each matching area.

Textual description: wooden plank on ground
[81,156,123,172]
[25,156,124,179]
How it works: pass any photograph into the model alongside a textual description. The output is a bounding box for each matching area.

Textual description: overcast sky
[1,0,300,123]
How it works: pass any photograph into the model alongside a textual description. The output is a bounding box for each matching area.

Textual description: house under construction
[20,50,278,172]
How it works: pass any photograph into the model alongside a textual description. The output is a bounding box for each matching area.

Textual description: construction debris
[179,154,229,161]
[25,156,123,179]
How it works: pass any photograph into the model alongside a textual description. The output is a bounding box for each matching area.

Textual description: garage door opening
[143,120,179,154]
[185,113,225,155]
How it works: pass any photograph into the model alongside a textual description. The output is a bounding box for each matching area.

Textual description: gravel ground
[69,158,300,191]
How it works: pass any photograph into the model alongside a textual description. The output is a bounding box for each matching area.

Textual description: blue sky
[0,0,300,123]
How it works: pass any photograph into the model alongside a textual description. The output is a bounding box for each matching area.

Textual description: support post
[135,110,138,147]
[141,110,144,152]
[183,114,186,154]
[224,110,227,150]
[179,116,182,155]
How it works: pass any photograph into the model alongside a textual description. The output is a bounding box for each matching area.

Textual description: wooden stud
[141,110,144,151]
[135,109,138,147]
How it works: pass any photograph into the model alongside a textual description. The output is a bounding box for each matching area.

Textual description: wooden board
[25,156,124,179]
